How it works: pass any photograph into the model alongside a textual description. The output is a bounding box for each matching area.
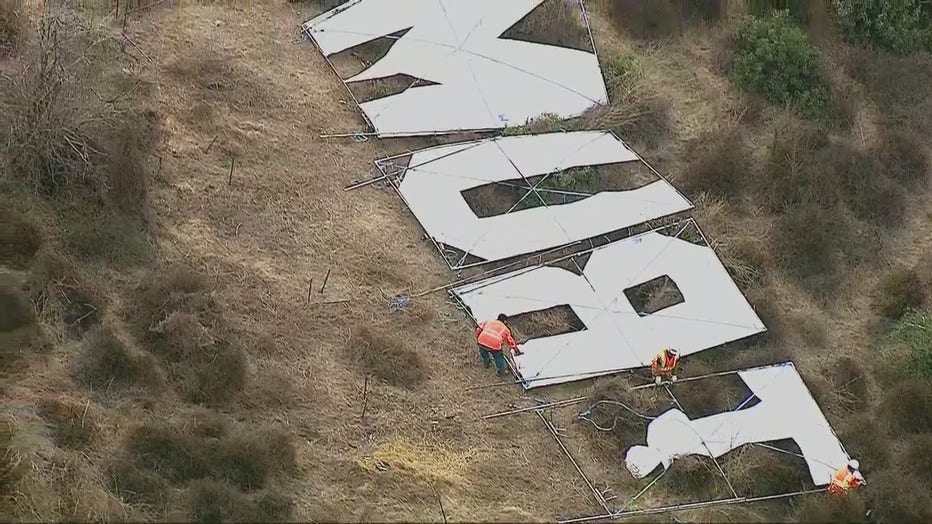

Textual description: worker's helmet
[848,459,860,471]
[497,313,508,322]
[666,347,679,357]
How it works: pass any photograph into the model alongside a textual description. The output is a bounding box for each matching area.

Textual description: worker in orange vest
[828,459,865,496]
[651,347,679,386]
[476,314,522,376]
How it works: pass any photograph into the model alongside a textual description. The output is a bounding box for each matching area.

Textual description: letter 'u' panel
[398,131,692,267]
[453,226,766,388]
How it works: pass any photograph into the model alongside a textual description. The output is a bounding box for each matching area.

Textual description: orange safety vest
[476,320,514,351]
[828,466,860,495]
[651,349,678,376]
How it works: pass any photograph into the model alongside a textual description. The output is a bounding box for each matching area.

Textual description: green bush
[833,0,931,54]
[731,11,831,118]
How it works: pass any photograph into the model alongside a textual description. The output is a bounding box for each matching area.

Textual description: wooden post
[360,375,370,423]
[306,279,313,305]
[319,268,331,294]
[228,156,235,185]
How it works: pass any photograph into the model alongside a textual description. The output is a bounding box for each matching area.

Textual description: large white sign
[395,131,692,267]
[625,363,851,486]
[304,0,608,136]
[454,224,767,388]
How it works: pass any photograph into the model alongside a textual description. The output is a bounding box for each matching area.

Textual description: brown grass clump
[0,210,42,269]
[624,275,684,316]
[0,1,24,54]
[346,325,428,388]
[838,420,890,471]
[904,434,932,485]
[722,442,810,497]
[773,203,851,291]
[796,491,867,523]
[36,397,98,449]
[508,305,583,341]
[864,471,932,524]
[660,455,729,499]
[131,265,249,405]
[187,479,293,523]
[27,251,105,335]
[126,421,296,491]
[607,0,727,40]
[873,268,925,320]
[757,121,837,211]
[1,414,28,501]
[108,458,170,506]
[74,326,161,391]
[584,376,672,447]
[678,128,751,199]
[880,378,932,434]
[672,372,754,418]
[872,125,930,187]
[0,282,36,334]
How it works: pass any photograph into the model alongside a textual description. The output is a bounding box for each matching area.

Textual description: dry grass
[623,275,685,315]
[500,0,593,52]
[864,471,932,523]
[678,127,751,199]
[36,397,98,450]
[721,442,810,497]
[187,479,292,523]
[362,438,484,488]
[584,376,672,446]
[108,458,170,506]
[0,210,42,269]
[838,419,889,471]
[0,280,35,334]
[126,421,296,491]
[74,325,161,391]
[26,251,106,336]
[795,491,867,522]
[508,305,582,341]
[830,357,868,412]
[345,326,428,388]
[880,378,932,434]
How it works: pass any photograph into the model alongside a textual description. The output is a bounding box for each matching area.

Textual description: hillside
[2,1,931,522]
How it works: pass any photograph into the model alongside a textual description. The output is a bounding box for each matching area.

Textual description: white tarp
[625,362,851,487]
[453,223,766,388]
[304,0,609,136]
[396,131,692,267]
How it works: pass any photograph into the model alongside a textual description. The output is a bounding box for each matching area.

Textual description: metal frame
[302,0,609,138]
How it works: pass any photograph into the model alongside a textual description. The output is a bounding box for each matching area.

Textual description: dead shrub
[672,373,755,419]
[0,1,24,54]
[212,427,297,491]
[127,421,295,490]
[108,458,170,506]
[757,121,838,211]
[1,414,28,498]
[0,210,42,269]
[773,203,851,291]
[0,283,36,333]
[880,378,932,434]
[585,376,672,447]
[873,268,925,320]
[661,456,729,499]
[347,326,428,388]
[164,54,277,119]
[624,275,685,315]
[679,128,751,199]
[872,125,929,187]
[131,265,249,405]
[127,424,210,483]
[583,93,674,150]
[904,434,932,485]
[187,479,293,523]
[607,0,726,39]
[26,251,105,335]
[36,397,98,449]
[865,471,932,523]
[722,442,810,497]
[75,326,160,391]
[796,491,867,522]
[838,419,889,471]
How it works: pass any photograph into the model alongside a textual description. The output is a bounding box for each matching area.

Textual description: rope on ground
[577,399,656,432]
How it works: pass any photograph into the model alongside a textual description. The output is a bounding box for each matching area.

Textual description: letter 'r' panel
[453,229,767,388]
[398,132,693,267]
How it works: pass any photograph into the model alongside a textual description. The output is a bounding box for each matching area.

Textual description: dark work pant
[478,344,507,375]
